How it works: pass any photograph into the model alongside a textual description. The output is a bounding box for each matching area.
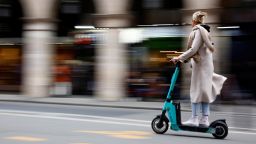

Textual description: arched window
[55,0,96,95]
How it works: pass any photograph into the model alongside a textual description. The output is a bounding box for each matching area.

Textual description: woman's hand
[170,57,180,64]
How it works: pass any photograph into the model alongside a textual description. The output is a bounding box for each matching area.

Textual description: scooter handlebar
[167,57,182,67]
[176,61,181,67]
[160,50,183,67]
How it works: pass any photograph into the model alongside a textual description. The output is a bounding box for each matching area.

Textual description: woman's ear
[192,20,195,26]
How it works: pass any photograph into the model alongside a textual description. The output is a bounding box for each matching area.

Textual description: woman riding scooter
[171,11,227,127]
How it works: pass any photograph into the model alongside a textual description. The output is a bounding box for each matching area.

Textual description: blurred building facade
[0,0,255,101]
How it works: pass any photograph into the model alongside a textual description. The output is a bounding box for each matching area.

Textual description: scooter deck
[177,125,209,133]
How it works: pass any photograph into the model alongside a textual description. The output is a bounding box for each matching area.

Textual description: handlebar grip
[176,61,181,67]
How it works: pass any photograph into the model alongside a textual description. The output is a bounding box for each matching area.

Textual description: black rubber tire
[212,121,228,139]
[151,116,169,134]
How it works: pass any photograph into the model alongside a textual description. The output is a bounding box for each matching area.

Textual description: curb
[0,99,162,110]
[0,99,192,111]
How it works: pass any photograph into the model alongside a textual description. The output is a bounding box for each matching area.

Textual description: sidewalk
[0,94,256,116]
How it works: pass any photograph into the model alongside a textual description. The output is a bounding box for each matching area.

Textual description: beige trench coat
[178,25,227,103]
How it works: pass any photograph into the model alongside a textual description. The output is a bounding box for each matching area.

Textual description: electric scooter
[151,52,228,139]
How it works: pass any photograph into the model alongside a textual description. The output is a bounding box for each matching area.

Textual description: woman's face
[192,20,197,27]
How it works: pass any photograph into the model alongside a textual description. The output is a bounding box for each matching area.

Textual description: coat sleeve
[198,26,214,52]
[178,30,203,62]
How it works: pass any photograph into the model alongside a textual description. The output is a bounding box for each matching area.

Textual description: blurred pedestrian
[170,11,227,127]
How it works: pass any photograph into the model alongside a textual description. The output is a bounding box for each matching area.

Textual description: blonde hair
[192,11,207,24]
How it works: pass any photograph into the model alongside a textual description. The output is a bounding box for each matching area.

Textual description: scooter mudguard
[210,119,227,127]
[207,119,227,133]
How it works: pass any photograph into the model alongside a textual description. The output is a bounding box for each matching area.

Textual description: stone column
[20,0,58,97]
[94,0,131,100]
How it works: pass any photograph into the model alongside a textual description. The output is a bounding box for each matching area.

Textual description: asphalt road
[0,102,255,144]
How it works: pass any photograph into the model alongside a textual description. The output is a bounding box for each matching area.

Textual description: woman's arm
[178,29,203,62]
[197,25,214,52]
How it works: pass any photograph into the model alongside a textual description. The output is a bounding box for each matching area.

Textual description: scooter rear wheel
[151,116,169,134]
[211,121,228,139]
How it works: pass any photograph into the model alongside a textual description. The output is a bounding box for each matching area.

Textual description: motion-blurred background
[0,0,255,103]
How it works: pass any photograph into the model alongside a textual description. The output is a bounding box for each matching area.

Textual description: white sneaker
[199,116,210,127]
[182,116,199,127]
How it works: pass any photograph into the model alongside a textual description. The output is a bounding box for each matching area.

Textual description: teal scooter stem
[151,62,228,139]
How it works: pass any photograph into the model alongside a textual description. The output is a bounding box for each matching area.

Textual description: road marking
[0,112,149,127]
[215,112,256,118]
[229,131,256,135]
[76,130,151,139]
[1,109,256,135]
[71,142,90,144]
[0,109,150,123]
[1,109,255,130]
[4,136,47,142]
[230,127,256,132]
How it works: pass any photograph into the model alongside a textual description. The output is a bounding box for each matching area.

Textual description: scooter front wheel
[151,116,169,134]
